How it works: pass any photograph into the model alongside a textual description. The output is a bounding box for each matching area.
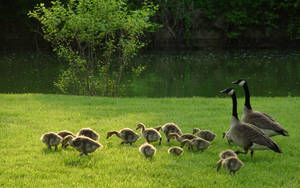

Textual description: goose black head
[220,88,235,95]
[232,79,247,86]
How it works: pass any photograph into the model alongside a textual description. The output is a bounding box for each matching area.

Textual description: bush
[29,0,159,96]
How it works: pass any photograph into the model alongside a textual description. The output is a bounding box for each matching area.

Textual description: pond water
[1,50,300,97]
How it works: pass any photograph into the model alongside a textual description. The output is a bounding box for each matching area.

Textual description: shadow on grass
[63,155,95,168]
[42,148,63,154]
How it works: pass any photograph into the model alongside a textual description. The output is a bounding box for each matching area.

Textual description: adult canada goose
[64,135,102,155]
[106,128,140,145]
[181,138,210,152]
[168,133,197,143]
[139,143,156,158]
[219,149,237,159]
[57,130,75,149]
[155,123,183,142]
[232,79,289,137]
[77,128,99,141]
[136,123,162,145]
[193,128,216,141]
[168,146,184,156]
[217,156,244,174]
[220,88,282,157]
[41,132,62,150]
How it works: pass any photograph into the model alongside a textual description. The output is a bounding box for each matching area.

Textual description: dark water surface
[1,50,300,97]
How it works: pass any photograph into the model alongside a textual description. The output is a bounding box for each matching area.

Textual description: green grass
[0,94,299,187]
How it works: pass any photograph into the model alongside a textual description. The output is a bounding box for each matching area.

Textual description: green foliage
[28,0,159,96]
[143,0,300,42]
[0,94,300,187]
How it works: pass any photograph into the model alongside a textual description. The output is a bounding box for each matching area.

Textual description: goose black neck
[243,83,252,110]
[231,93,239,119]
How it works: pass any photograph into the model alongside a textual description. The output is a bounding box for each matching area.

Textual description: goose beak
[219,89,227,93]
[232,80,240,84]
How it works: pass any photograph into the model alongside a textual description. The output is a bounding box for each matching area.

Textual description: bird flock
[40,79,288,174]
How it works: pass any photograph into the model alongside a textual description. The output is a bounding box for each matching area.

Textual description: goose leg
[55,145,58,150]
[250,150,254,158]
[235,149,248,155]
[159,138,162,145]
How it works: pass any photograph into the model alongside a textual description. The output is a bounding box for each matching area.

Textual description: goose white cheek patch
[239,80,246,86]
[229,90,234,95]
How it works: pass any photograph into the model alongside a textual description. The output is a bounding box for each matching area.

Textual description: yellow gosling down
[41,132,62,150]
[136,123,162,145]
[77,128,99,141]
[155,122,182,142]
[106,128,140,145]
[217,156,244,174]
[168,146,184,156]
[181,138,210,152]
[139,143,156,158]
[64,135,102,156]
[193,128,217,141]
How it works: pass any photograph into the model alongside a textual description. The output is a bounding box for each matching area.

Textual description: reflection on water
[127,50,300,97]
[1,50,300,97]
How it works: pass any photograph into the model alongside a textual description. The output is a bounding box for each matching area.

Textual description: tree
[28,0,158,96]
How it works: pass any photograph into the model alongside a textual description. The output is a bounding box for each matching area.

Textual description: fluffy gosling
[217,156,244,174]
[64,135,102,155]
[57,130,75,149]
[181,138,210,152]
[168,146,184,156]
[219,149,237,159]
[139,143,156,158]
[136,123,162,145]
[41,132,62,150]
[77,128,99,140]
[106,128,140,145]
[193,128,216,141]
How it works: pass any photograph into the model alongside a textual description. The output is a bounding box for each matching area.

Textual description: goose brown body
[232,79,289,137]
[221,88,282,158]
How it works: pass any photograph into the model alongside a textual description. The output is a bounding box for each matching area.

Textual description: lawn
[0,94,299,187]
